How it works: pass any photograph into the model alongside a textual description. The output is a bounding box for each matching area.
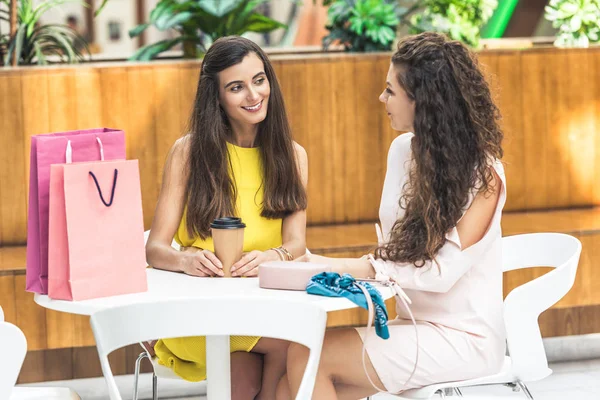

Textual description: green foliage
[129,0,286,61]
[410,0,498,48]
[323,0,407,52]
[1,0,89,66]
[545,0,600,47]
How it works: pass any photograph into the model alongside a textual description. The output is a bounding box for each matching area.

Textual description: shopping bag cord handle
[89,169,118,207]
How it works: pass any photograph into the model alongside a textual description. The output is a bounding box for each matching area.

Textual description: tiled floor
[19,358,600,399]
[175,359,600,399]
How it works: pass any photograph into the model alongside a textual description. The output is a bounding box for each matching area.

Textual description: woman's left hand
[231,250,280,277]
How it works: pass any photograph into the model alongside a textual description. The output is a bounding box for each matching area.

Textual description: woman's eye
[255,78,265,85]
[231,85,242,92]
[385,88,393,95]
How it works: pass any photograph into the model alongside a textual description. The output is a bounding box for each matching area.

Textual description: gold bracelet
[278,246,294,261]
[270,247,285,261]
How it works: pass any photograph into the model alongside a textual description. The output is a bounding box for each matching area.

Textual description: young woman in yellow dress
[145,36,308,400]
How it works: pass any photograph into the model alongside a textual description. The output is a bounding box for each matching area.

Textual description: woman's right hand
[179,247,224,277]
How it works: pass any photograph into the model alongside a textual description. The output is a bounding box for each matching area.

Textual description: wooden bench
[3,207,600,383]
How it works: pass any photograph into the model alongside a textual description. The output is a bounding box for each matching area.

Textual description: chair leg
[517,381,534,400]
[133,352,149,400]
[153,373,158,400]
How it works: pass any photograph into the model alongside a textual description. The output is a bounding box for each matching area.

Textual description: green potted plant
[322,0,410,52]
[545,0,600,48]
[410,0,497,48]
[1,0,89,66]
[128,0,287,61]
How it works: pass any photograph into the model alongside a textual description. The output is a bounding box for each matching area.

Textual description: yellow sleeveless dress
[154,142,283,382]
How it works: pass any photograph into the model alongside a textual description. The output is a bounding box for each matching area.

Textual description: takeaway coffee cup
[211,217,246,277]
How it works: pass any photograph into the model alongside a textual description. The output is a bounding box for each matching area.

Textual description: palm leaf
[232,13,286,35]
[95,0,110,16]
[128,37,184,61]
[129,23,150,38]
[197,0,240,18]
[155,10,193,31]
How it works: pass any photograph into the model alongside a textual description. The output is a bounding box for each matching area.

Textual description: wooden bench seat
[2,206,600,273]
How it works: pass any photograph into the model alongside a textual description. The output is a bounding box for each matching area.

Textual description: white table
[35,268,393,399]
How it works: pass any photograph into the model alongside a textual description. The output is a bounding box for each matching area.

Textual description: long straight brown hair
[185,36,307,240]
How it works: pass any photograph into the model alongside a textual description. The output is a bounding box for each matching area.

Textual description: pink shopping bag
[26,128,125,294]
[48,158,147,301]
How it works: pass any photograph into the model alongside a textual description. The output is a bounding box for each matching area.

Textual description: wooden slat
[74,69,103,129]
[153,65,183,186]
[178,64,201,134]
[0,245,26,273]
[520,52,548,209]
[593,50,600,205]
[0,275,16,323]
[545,51,571,208]
[100,67,130,142]
[355,56,384,222]
[566,50,596,206]
[127,66,158,229]
[0,73,26,244]
[21,69,50,244]
[484,52,526,211]
[305,59,334,223]
[14,275,47,351]
[46,70,78,132]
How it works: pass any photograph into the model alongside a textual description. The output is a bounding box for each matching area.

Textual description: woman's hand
[179,247,224,277]
[296,253,375,278]
[231,250,280,277]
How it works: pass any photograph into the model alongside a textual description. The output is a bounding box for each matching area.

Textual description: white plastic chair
[389,232,582,399]
[133,231,181,400]
[91,297,327,400]
[0,306,81,400]
[137,229,312,399]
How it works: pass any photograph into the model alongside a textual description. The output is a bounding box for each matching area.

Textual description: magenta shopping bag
[26,128,126,294]
[48,159,147,301]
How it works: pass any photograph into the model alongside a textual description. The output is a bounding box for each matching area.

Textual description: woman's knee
[231,351,263,400]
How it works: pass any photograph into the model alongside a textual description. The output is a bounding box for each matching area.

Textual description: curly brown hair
[375,32,503,266]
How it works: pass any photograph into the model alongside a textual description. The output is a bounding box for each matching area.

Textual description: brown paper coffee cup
[211,217,246,277]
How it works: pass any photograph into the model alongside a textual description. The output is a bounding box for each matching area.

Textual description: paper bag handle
[65,137,105,164]
[89,169,118,207]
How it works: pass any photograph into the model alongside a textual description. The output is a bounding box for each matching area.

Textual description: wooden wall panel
[305,59,334,223]
[0,275,17,323]
[566,51,596,207]
[480,52,527,211]
[46,70,78,132]
[546,51,572,208]
[520,52,549,210]
[355,57,385,222]
[593,51,600,205]
[153,65,183,182]
[0,48,599,238]
[14,275,47,351]
[0,73,26,244]
[127,66,158,229]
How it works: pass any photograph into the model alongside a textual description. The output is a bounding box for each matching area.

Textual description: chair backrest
[502,233,581,381]
[0,321,27,399]
[91,296,327,400]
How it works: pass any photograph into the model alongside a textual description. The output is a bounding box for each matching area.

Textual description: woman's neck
[229,120,259,148]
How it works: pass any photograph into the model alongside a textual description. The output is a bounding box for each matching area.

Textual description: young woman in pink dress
[279,32,506,399]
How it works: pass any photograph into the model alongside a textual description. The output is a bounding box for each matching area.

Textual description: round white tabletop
[34,268,394,400]
[34,268,394,316]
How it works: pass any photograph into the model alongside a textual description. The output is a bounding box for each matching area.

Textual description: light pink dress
[356,132,507,392]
